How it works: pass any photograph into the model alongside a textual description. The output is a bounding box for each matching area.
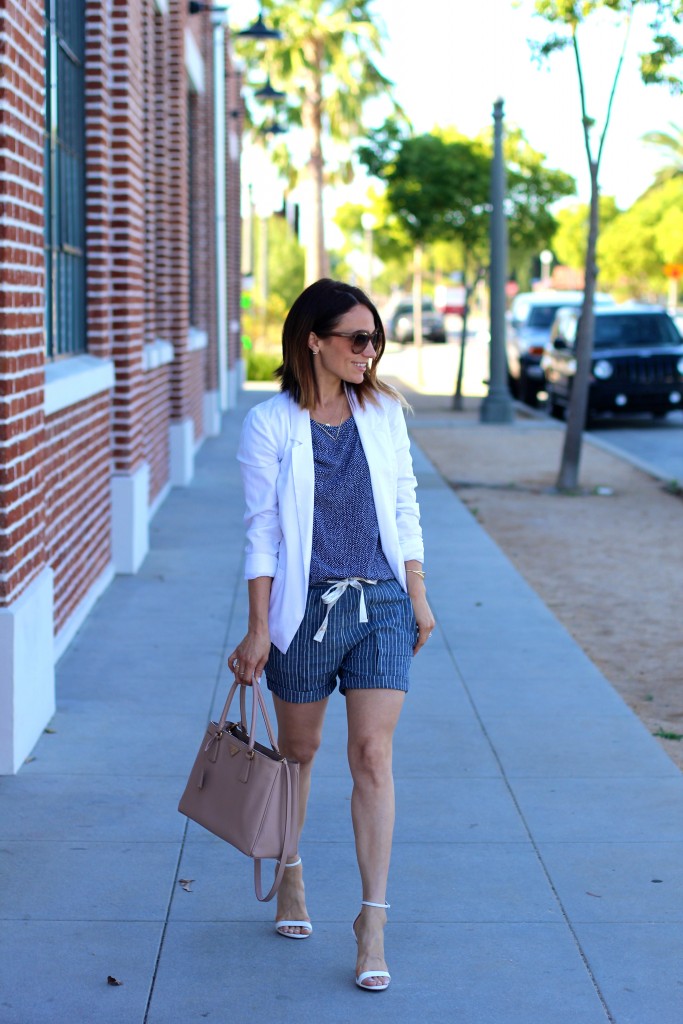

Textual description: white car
[507,290,614,405]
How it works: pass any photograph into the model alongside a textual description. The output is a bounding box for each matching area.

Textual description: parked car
[507,290,614,406]
[542,304,683,423]
[386,299,447,344]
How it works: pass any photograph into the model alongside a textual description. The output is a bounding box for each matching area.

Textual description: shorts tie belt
[313,577,378,643]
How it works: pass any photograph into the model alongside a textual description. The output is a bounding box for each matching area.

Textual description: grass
[653,728,683,742]
[246,351,281,382]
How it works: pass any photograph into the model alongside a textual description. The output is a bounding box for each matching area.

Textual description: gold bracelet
[406,568,426,579]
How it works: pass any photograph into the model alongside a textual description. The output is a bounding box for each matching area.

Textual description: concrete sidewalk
[1,388,682,1024]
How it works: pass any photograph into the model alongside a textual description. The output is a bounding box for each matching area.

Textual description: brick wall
[226,61,244,374]
[167,0,193,431]
[110,0,147,475]
[85,0,113,362]
[1,0,229,626]
[189,19,218,394]
[43,396,111,634]
[144,364,172,505]
[0,0,47,608]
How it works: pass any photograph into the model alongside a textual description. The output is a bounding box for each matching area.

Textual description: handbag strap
[217,678,280,755]
[253,756,296,902]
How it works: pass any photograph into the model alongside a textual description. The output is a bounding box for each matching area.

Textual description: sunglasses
[324,330,382,354]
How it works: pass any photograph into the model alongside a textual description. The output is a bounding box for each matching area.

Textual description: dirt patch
[406,395,683,770]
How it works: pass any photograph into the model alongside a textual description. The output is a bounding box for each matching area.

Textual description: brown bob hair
[276,278,402,409]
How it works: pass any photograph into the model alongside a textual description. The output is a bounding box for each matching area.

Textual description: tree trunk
[556,161,599,491]
[302,40,327,285]
[412,243,424,344]
[453,281,473,411]
[412,243,424,385]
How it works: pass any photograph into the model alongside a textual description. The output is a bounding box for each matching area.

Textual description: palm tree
[241,0,397,284]
[642,123,683,183]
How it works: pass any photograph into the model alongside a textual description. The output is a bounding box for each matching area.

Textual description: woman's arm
[230,402,284,683]
[405,560,435,655]
[228,575,273,684]
[386,397,424,563]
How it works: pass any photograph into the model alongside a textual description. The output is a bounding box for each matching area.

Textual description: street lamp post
[480,98,514,424]
[540,248,553,288]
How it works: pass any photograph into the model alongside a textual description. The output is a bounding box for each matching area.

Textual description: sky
[370,0,681,207]
[233,1,682,223]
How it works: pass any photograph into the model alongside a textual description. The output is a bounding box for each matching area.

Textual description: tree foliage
[598,176,683,293]
[528,0,682,492]
[642,122,683,183]
[359,124,574,399]
[237,0,400,284]
[552,196,620,269]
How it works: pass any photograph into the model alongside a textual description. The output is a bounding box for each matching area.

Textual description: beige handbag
[178,678,299,902]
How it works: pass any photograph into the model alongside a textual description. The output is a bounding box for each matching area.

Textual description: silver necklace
[314,399,347,441]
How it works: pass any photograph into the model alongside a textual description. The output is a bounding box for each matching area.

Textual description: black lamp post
[237,11,282,40]
[188,3,281,40]
[254,76,286,102]
[480,98,514,424]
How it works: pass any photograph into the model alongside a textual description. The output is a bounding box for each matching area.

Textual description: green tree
[245,213,305,349]
[333,191,413,294]
[642,122,683,183]
[360,126,574,405]
[599,176,683,296]
[552,196,620,270]
[360,130,492,395]
[241,0,399,285]
[528,0,683,492]
[502,126,576,283]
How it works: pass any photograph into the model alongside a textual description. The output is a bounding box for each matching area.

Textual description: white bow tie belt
[313,577,378,643]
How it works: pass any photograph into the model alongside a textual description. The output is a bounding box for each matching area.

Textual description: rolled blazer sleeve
[386,397,424,564]
[236,404,283,579]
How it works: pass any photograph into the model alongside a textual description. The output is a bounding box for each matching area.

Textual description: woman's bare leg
[272,694,328,935]
[346,689,405,986]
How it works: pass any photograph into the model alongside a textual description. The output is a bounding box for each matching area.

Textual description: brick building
[0,0,245,773]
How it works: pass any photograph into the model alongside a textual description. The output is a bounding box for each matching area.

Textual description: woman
[228,278,434,991]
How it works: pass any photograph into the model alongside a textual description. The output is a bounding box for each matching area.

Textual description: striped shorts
[265,578,417,704]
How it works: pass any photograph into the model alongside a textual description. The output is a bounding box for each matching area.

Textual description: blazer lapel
[350,392,401,568]
[289,399,314,578]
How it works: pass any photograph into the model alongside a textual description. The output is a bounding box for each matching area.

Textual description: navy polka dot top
[309,415,394,584]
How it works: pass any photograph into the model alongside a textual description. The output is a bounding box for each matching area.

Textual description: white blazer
[237,389,424,653]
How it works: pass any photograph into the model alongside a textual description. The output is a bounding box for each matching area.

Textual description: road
[589,413,683,483]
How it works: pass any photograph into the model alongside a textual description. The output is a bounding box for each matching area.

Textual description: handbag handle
[217,677,280,754]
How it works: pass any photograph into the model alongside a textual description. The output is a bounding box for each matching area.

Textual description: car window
[527,304,574,328]
[395,302,435,315]
[593,313,681,348]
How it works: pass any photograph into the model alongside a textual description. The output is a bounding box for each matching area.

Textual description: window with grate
[44,0,86,357]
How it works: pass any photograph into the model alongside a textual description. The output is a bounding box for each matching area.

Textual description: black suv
[506,290,613,406]
[542,305,683,422]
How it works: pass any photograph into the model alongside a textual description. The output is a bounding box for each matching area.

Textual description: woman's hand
[227,628,271,686]
[406,567,435,656]
[228,576,273,685]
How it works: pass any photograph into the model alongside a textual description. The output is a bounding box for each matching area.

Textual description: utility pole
[480,98,514,424]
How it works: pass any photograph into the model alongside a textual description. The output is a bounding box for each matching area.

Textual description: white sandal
[274,858,313,939]
[353,900,391,991]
